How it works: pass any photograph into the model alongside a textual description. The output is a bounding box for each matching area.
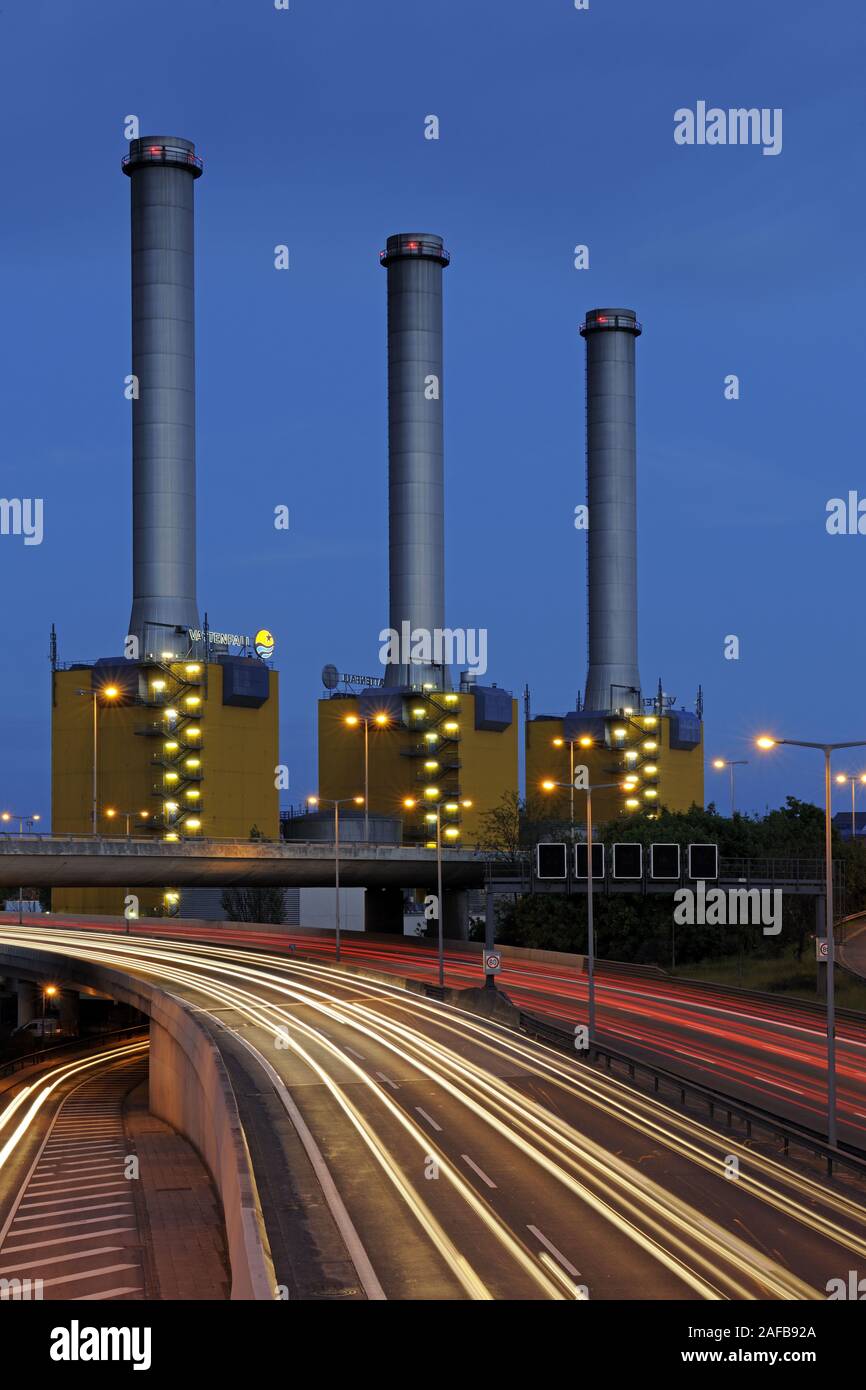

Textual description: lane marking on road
[29,1177,128,1192]
[414,1107,442,1132]
[75,1285,142,1300]
[376,1071,400,1090]
[43,1145,126,1156]
[14,1203,133,1225]
[19,1191,130,1211]
[343,1046,365,1061]
[527,1224,581,1277]
[539,1250,588,1299]
[34,1262,139,1292]
[0,1245,125,1275]
[5,1227,135,1253]
[461,1155,497,1189]
[51,1162,122,1174]
[752,1075,806,1095]
[12,1214,134,1236]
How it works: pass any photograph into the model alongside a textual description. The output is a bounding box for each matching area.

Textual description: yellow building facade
[52,656,279,916]
[317,684,519,847]
[526,709,704,826]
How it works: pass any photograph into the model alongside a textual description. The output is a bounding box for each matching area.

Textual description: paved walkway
[124,1078,229,1299]
[0,1047,229,1300]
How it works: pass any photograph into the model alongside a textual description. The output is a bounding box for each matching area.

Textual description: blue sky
[0,0,863,821]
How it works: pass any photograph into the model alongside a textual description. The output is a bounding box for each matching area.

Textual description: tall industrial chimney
[580,308,642,713]
[122,137,202,658]
[380,233,449,687]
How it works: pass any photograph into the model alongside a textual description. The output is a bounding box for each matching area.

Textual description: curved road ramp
[0,941,275,1301]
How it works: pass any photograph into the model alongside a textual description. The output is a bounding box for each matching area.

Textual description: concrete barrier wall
[0,945,275,1301]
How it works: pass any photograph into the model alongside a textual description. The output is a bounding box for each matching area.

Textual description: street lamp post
[105,809,149,929]
[1,811,41,923]
[105,808,150,837]
[76,685,120,834]
[552,735,594,839]
[834,771,866,843]
[757,733,866,1148]
[344,712,390,842]
[404,794,472,988]
[307,794,364,963]
[553,737,576,836]
[42,984,57,1037]
[711,758,749,816]
[541,775,626,1043]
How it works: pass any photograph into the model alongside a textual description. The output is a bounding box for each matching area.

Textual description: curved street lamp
[403,794,472,988]
[711,758,749,816]
[307,795,364,962]
[344,712,390,842]
[756,733,866,1147]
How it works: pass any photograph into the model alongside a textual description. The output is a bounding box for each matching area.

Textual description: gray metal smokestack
[122,137,202,658]
[580,308,642,713]
[380,233,449,688]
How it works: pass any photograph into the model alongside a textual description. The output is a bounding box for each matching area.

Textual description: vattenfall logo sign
[187,627,275,659]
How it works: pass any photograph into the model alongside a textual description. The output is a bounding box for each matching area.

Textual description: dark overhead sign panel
[536,843,568,880]
[574,843,605,880]
[612,843,643,880]
[688,844,719,880]
[650,843,681,880]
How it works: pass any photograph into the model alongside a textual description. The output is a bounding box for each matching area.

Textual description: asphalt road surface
[1,926,864,1301]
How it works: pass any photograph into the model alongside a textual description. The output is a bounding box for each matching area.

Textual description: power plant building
[49,143,703,926]
[526,309,704,824]
[51,138,279,917]
[316,235,519,850]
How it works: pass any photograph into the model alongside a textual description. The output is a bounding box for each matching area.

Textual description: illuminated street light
[75,685,120,835]
[307,794,364,962]
[104,807,150,836]
[711,758,749,816]
[41,983,58,1026]
[405,792,471,987]
[344,711,391,840]
[756,732,866,1148]
[549,735,598,837]
[834,771,866,842]
[541,774,627,1043]
[2,811,42,923]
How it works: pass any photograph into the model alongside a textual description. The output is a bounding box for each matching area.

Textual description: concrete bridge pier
[444,889,469,941]
[15,979,38,1027]
[58,988,80,1034]
[364,887,404,934]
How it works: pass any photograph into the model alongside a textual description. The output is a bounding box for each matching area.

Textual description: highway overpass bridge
[0,836,838,899]
[0,835,484,890]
